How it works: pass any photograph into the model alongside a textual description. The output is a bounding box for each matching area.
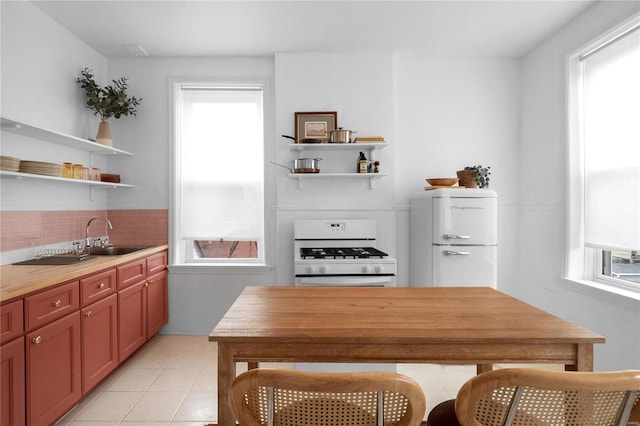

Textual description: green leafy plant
[76,68,141,119]
[465,165,491,188]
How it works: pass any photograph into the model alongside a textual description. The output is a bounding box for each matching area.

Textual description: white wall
[518,1,640,370]
[0,1,109,211]
[393,55,521,292]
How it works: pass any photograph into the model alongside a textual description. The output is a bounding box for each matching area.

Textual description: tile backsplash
[0,209,168,252]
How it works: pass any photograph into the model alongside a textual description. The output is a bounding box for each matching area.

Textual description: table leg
[574,343,594,372]
[477,363,493,374]
[217,343,235,426]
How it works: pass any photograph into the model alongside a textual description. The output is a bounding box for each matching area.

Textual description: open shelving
[0,117,134,195]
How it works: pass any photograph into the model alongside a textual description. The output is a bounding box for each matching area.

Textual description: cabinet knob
[52,299,62,307]
[148,279,154,285]
[99,283,105,289]
[85,311,92,317]
[144,282,149,287]
[32,336,42,344]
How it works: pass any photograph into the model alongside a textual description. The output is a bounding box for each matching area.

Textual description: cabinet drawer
[25,281,79,332]
[147,251,167,275]
[80,269,116,307]
[1,299,24,345]
[117,258,146,290]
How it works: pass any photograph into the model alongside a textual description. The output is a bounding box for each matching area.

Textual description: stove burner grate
[300,247,389,259]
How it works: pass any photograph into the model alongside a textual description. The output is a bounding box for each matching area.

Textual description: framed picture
[295,111,337,142]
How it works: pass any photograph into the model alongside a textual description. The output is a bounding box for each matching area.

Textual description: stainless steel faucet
[85,216,113,252]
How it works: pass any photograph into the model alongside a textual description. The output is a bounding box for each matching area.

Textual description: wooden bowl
[426,178,459,186]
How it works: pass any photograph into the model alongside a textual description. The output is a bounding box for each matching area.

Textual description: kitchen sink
[13,255,91,265]
[88,246,150,256]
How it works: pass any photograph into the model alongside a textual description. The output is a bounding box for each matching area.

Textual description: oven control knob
[319,266,327,274]
[361,265,371,273]
[374,265,384,273]
[305,266,314,274]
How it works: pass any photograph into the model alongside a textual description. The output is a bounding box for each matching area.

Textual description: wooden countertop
[0,245,168,303]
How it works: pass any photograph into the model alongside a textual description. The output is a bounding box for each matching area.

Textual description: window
[172,82,266,265]
[567,14,640,291]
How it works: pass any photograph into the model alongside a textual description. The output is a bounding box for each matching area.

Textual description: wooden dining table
[208,286,605,426]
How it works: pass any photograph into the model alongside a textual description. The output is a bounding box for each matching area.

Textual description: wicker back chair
[452,368,640,426]
[229,368,426,426]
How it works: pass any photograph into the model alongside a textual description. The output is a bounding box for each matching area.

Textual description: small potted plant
[76,68,141,146]
[457,165,491,188]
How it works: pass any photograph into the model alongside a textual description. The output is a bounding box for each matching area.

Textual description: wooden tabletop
[209,286,605,426]
[210,286,604,346]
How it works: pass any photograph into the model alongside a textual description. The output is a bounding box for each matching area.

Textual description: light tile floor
[56,334,560,425]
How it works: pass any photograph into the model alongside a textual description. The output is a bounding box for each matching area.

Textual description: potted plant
[457,165,491,188]
[76,68,141,146]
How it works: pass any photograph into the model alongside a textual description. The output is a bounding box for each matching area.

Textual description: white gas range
[294,219,397,286]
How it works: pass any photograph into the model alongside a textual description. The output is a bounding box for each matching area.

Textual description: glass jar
[62,162,73,178]
[73,164,83,179]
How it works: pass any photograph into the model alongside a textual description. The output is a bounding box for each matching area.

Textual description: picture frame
[295,111,338,143]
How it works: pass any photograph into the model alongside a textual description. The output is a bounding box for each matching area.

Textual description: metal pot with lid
[328,128,356,143]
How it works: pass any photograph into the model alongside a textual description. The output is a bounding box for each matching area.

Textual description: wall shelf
[286,142,388,189]
[0,170,133,188]
[1,117,133,157]
[1,117,134,200]
[289,172,386,189]
[289,142,387,153]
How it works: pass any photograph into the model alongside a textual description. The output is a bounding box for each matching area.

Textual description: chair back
[229,368,426,426]
[454,368,640,426]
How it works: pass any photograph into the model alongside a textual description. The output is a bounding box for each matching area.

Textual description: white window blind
[178,86,264,245]
[582,25,640,252]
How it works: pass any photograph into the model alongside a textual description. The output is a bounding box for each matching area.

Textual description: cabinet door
[1,337,26,426]
[26,311,81,426]
[146,270,168,338]
[118,280,147,362]
[82,293,118,394]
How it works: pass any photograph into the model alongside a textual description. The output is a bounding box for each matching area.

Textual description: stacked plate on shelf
[19,160,62,177]
[1,155,21,172]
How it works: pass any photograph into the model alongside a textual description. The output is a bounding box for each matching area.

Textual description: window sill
[168,263,274,275]
[561,277,640,306]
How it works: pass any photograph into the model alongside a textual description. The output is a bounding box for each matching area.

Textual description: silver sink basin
[88,246,150,256]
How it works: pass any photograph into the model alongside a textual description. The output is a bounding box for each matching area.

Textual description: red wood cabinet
[146,269,168,337]
[4,249,167,424]
[81,293,118,394]
[118,251,168,361]
[1,336,25,426]
[26,311,81,426]
[1,300,24,345]
[118,280,147,362]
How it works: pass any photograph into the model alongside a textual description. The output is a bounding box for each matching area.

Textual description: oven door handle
[297,276,393,286]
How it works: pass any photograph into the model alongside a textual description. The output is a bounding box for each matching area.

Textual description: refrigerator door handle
[442,234,471,240]
[443,250,471,256]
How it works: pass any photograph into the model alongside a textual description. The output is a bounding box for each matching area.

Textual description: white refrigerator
[409,188,497,288]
